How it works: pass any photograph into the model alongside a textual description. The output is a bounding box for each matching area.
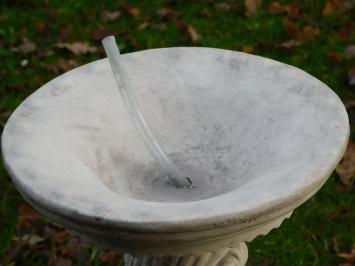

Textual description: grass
[0,0,354,265]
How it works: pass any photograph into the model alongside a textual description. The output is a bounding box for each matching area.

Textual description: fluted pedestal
[123,242,248,266]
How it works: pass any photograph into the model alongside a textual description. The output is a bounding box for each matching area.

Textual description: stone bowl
[1,48,349,262]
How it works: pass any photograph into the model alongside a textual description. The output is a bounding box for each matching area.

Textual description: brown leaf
[300,26,320,42]
[241,46,255,53]
[348,66,355,86]
[127,7,141,19]
[138,21,149,30]
[55,42,98,55]
[283,4,300,18]
[245,0,262,16]
[53,230,70,244]
[17,202,42,230]
[326,51,342,63]
[36,22,46,32]
[336,142,355,186]
[268,1,283,14]
[91,29,121,42]
[337,253,355,262]
[278,39,301,48]
[12,42,37,54]
[323,0,341,15]
[101,10,121,22]
[42,59,78,73]
[158,8,180,19]
[268,2,299,18]
[187,25,201,43]
[13,234,45,245]
[99,251,121,264]
[283,18,301,36]
[344,100,355,109]
[214,3,231,12]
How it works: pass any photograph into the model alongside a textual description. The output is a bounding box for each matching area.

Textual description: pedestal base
[123,242,248,266]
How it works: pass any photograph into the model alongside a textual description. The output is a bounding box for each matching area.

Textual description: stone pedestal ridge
[124,243,248,266]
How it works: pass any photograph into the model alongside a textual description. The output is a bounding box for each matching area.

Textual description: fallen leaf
[245,0,262,16]
[17,202,42,231]
[278,39,301,48]
[268,1,283,14]
[300,26,320,42]
[336,142,355,186]
[53,230,70,244]
[158,8,180,20]
[279,39,301,48]
[283,4,300,18]
[99,251,121,264]
[337,253,355,262]
[344,100,355,109]
[323,0,341,15]
[91,29,122,42]
[283,18,301,36]
[36,22,46,32]
[55,42,98,55]
[326,51,342,63]
[241,46,255,53]
[345,45,355,59]
[13,234,45,245]
[101,10,121,22]
[127,7,141,19]
[138,21,149,30]
[348,66,355,86]
[214,3,231,12]
[187,25,201,43]
[12,42,37,54]
[42,59,78,73]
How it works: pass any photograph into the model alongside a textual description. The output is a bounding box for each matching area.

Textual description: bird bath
[1,45,349,265]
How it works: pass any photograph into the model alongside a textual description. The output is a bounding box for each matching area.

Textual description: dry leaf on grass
[12,42,37,54]
[17,202,42,230]
[127,7,141,19]
[323,0,341,15]
[13,234,45,246]
[187,25,201,43]
[214,3,231,12]
[101,10,121,22]
[42,59,79,73]
[99,251,121,264]
[268,2,299,18]
[245,0,262,17]
[278,39,301,48]
[55,42,98,55]
[336,142,355,187]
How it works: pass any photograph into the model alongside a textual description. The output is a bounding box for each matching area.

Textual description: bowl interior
[2,48,348,207]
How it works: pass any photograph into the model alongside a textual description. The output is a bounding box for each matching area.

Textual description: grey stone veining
[1,47,349,237]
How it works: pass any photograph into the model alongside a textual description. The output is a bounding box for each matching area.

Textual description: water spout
[102,36,193,189]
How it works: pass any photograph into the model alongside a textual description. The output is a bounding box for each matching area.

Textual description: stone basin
[1,48,349,265]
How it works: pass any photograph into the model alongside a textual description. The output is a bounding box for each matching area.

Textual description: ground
[0,0,354,265]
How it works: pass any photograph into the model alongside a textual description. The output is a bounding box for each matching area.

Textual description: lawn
[0,0,354,265]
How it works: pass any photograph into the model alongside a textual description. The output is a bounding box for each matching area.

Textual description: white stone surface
[1,47,349,258]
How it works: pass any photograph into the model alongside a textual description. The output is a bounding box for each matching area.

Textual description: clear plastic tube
[102,36,192,189]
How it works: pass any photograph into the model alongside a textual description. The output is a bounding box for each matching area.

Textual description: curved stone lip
[1,47,350,234]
